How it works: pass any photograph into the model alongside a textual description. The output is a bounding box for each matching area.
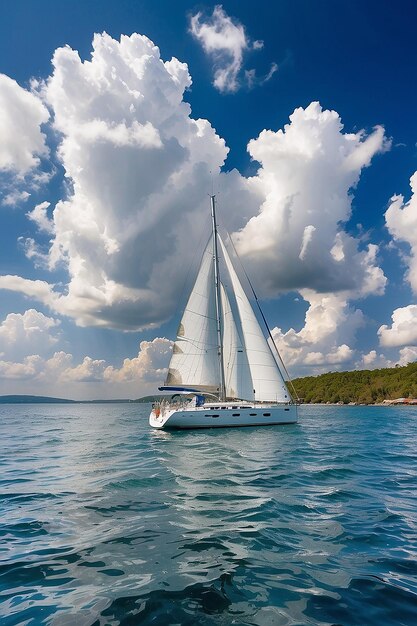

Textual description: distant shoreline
[1,395,416,406]
[0,395,135,404]
[4,364,416,406]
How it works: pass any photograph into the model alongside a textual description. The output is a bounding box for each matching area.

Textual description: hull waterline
[149,403,298,430]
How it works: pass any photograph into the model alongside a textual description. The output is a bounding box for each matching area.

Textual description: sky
[0,0,417,400]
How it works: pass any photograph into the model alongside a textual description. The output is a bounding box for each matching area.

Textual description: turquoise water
[1,403,417,625]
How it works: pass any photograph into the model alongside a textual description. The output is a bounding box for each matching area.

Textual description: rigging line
[225,231,300,403]
[183,309,217,321]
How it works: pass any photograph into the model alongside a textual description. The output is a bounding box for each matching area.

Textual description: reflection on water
[1,404,417,625]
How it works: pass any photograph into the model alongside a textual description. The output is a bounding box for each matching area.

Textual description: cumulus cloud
[0,309,60,360]
[398,346,417,365]
[354,350,394,370]
[189,5,275,93]
[0,337,172,399]
[0,32,390,383]
[233,102,389,298]
[377,172,417,366]
[0,275,58,308]
[104,337,172,383]
[378,304,417,347]
[32,31,255,330]
[2,189,30,207]
[0,355,43,380]
[62,356,107,382]
[0,74,49,174]
[26,201,54,233]
[362,350,377,366]
[271,290,364,375]
[385,171,417,293]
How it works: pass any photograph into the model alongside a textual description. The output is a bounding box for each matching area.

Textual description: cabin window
[250,413,257,416]
[284,408,290,411]
[263,412,271,417]
[232,413,240,417]
[205,414,219,418]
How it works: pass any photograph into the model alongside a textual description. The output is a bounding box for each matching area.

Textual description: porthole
[250,413,257,416]
[232,413,240,417]
[263,412,271,417]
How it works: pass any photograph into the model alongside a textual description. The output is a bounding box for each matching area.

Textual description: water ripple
[1,403,417,624]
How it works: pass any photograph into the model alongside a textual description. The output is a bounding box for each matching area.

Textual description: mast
[210,194,226,401]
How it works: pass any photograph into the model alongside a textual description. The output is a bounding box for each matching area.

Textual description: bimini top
[158,386,203,394]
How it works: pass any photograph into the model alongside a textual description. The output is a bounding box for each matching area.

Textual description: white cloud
[62,356,107,382]
[385,171,417,293]
[34,32,245,330]
[0,275,58,308]
[189,5,274,93]
[354,350,394,370]
[363,350,377,366]
[0,337,172,399]
[377,171,417,366]
[105,337,172,384]
[271,290,364,375]
[233,102,389,298]
[0,33,390,383]
[0,355,43,380]
[26,201,54,233]
[378,304,417,347]
[303,344,354,366]
[0,309,60,343]
[398,346,417,365]
[0,309,60,359]
[0,74,49,174]
[2,189,30,207]
[244,62,278,90]
[299,225,316,260]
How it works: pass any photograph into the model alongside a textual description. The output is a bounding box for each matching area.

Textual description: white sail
[220,283,253,400]
[165,237,220,393]
[219,236,290,403]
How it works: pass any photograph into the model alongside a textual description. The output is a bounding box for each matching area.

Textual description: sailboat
[149,196,298,430]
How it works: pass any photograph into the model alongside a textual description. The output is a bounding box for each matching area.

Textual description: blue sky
[0,0,417,399]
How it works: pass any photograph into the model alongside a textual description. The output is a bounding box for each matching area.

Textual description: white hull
[149,402,297,430]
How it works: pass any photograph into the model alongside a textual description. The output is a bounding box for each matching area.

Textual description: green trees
[292,362,417,404]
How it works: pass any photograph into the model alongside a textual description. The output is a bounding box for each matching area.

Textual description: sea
[1,403,417,626]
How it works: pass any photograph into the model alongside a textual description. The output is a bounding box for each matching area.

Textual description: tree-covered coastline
[292,362,417,404]
[1,362,415,405]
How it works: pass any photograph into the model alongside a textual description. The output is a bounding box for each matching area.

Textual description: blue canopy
[158,386,202,394]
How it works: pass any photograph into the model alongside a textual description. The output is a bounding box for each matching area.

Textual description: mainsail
[164,232,291,403]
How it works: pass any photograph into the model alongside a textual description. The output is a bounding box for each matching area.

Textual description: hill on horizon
[291,362,417,404]
[0,395,75,404]
[1,362,416,405]
[0,395,133,404]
